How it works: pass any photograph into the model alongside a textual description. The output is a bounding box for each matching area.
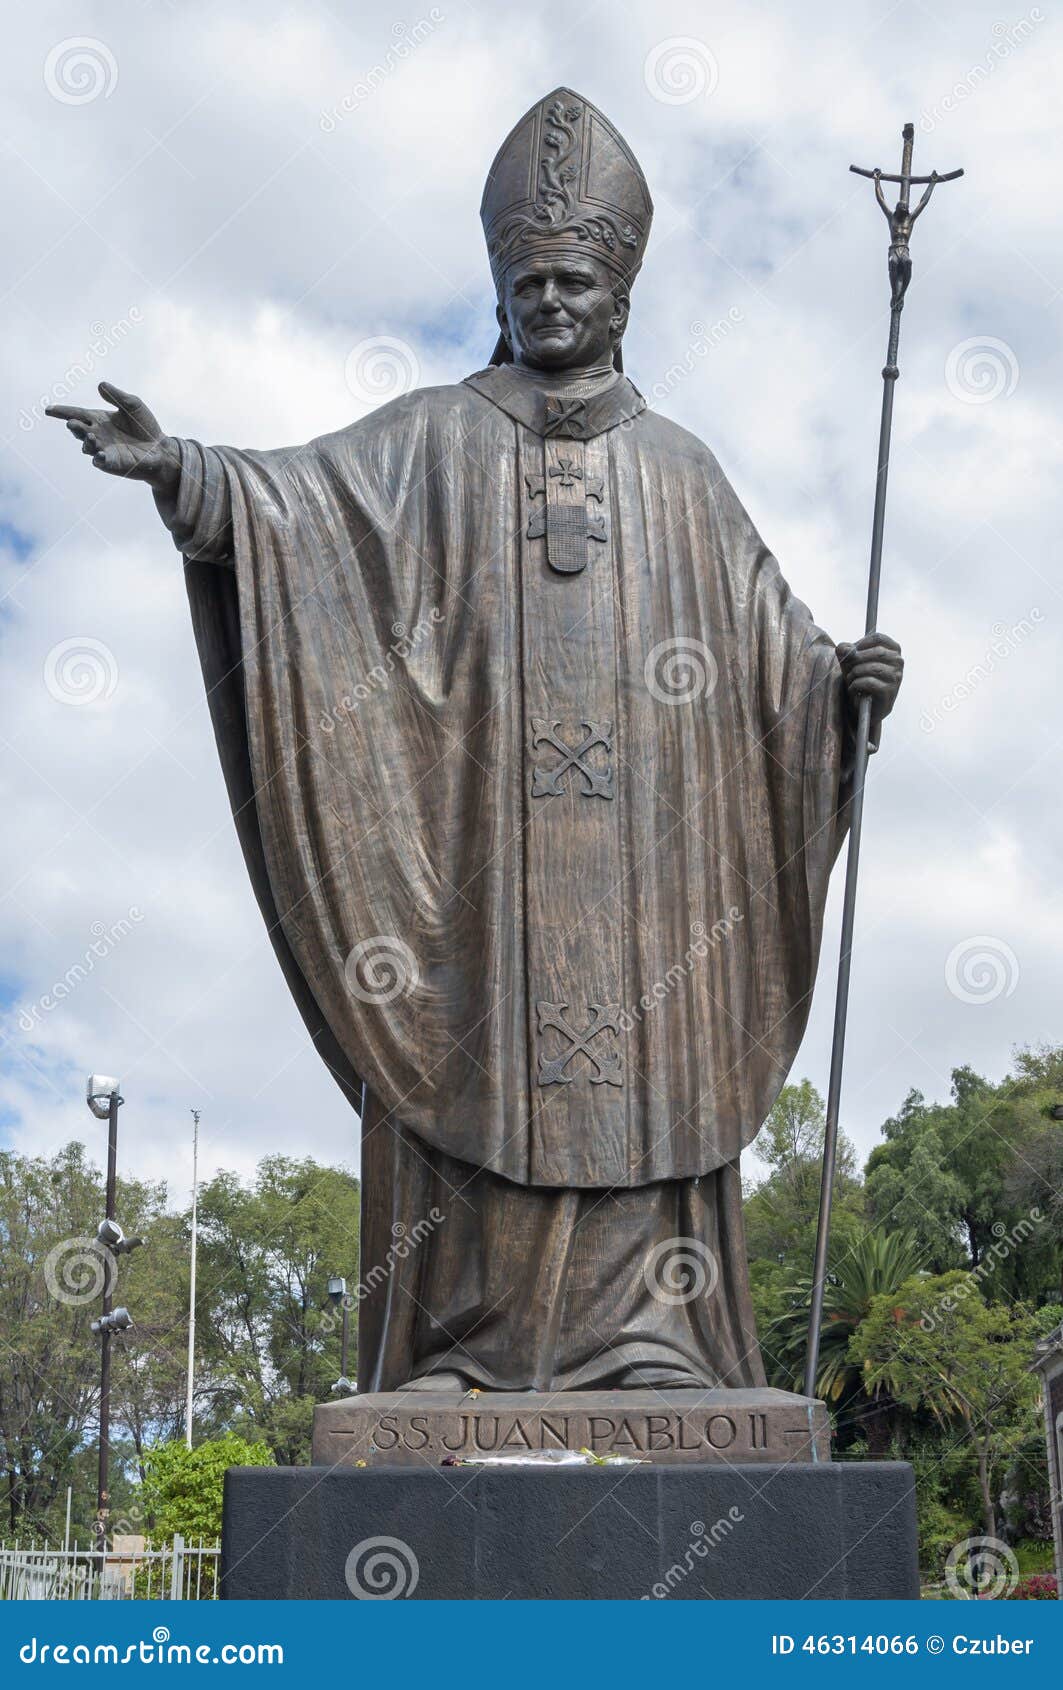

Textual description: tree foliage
[141,1433,273,1543]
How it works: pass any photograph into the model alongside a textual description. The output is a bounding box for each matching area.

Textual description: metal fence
[0,1535,220,1600]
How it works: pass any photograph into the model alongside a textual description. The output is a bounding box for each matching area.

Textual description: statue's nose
[539,281,562,313]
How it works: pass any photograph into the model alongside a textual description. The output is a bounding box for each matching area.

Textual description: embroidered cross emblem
[536,1000,623,1087]
[531,717,614,799]
[549,455,582,488]
[543,396,588,438]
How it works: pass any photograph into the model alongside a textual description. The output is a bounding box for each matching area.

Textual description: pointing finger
[47,404,105,424]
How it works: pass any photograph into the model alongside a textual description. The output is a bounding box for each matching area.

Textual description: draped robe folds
[167,365,853,1391]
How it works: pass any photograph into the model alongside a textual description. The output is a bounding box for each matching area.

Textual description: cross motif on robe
[543,396,588,438]
[536,1000,623,1087]
[531,717,614,799]
[549,456,582,488]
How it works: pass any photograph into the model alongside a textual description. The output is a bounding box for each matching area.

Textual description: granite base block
[220,1461,919,1600]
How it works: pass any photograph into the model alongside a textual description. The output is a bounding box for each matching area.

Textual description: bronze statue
[48,89,902,1397]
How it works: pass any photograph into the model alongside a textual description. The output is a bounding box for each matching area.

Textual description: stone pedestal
[220,1461,919,1600]
[312,1387,830,1467]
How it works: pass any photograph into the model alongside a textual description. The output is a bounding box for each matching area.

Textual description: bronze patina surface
[47,89,904,1396]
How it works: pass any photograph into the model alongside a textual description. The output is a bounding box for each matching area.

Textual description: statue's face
[496,253,629,371]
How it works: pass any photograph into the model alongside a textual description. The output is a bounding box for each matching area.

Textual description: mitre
[481,87,653,290]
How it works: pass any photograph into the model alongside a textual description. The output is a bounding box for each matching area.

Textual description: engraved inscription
[313,1390,833,1469]
[361,1409,801,1459]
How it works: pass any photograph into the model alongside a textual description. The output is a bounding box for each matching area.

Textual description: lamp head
[91,1307,133,1336]
[86,1075,121,1119]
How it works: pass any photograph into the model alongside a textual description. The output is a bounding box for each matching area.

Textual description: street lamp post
[85,1077,142,1549]
[327,1276,354,1394]
[86,1075,122,1552]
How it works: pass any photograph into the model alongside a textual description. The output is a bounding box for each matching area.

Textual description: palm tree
[767,1229,925,1453]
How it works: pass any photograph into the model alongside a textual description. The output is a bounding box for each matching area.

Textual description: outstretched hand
[836,632,904,730]
[46,383,178,491]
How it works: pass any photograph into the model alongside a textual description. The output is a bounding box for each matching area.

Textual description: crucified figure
[874,167,940,306]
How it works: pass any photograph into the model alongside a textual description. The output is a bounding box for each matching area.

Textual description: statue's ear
[491,299,513,366]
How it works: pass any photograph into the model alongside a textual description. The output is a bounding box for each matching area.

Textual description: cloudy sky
[1,0,1059,1206]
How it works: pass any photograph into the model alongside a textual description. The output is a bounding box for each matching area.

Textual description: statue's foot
[397,1370,468,1392]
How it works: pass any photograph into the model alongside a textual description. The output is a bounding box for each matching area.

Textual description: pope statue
[49,90,902,1395]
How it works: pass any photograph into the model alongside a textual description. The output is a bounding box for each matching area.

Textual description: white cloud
[2,0,1061,1190]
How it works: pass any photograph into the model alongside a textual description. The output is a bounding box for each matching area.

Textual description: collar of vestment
[463,363,647,440]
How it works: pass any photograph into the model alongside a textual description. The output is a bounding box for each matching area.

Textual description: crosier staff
[804,126,963,1397]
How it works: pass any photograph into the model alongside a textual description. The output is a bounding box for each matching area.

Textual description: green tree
[865,1051,1063,1303]
[745,1081,864,1374]
[194,1156,360,1463]
[141,1433,273,1542]
[864,1090,969,1270]
[0,1142,171,1534]
[848,1271,1042,1536]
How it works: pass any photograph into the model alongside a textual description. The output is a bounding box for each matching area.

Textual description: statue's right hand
[46,382,178,491]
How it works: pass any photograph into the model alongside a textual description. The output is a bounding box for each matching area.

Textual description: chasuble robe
[162,363,853,1390]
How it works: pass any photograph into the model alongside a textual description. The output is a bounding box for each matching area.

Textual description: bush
[1013,1538,1056,1574]
[142,1434,273,1543]
[999,1573,1058,1600]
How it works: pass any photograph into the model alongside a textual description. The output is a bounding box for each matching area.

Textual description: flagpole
[185,1108,200,1450]
[804,127,962,1397]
